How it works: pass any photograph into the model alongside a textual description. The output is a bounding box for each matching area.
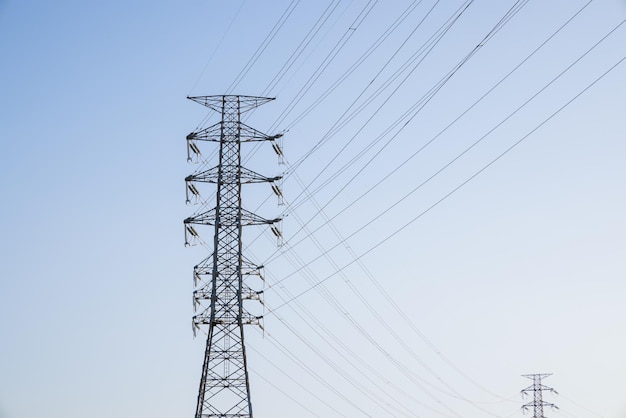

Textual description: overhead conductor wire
[247,3,546,413]
[259,3,595,402]
[265,20,626,313]
[244,0,534,410]
[254,16,623,412]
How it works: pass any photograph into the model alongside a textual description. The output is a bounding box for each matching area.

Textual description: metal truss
[184,95,282,418]
[521,373,558,418]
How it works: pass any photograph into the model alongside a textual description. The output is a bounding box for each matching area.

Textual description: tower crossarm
[239,123,283,142]
[240,209,281,226]
[186,166,282,184]
[193,312,263,328]
[193,284,262,304]
[187,95,274,113]
[192,254,214,278]
[187,123,282,143]
[187,122,222,142]
[186,167,220,183]
[184,209,280,227]
[240,260,264,279]
[521,384,558,396]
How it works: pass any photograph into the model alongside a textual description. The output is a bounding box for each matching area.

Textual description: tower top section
[187,95,275,113]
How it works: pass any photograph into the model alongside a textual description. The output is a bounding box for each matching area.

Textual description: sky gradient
[1,1,625,417]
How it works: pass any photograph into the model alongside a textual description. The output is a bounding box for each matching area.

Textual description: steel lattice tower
[521,373,558,418]
[183,95,283,418]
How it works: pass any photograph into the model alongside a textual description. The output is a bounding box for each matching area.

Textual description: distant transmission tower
[183,95,283,418]
[521,373,558,418]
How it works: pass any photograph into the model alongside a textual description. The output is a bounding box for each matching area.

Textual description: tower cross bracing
[184,95,282,418]
[521,373,558,418]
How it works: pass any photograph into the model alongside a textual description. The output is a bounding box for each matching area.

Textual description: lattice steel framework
[184,95,283,418]
[521,373,558,418]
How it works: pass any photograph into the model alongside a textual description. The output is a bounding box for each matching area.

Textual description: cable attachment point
[271,135,285,165]
[186,133,202,163]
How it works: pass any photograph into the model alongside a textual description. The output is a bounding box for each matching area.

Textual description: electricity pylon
[521,373,558,418]
[183,95,284,418]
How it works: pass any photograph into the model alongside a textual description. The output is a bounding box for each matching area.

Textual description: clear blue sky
[1,1,625,417]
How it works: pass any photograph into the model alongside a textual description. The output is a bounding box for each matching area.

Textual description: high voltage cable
[264,25,626,314]
[273,0,430,131]
[245,243,458,416]
[185,3,616,414]
[240,0,347,166]
[280,13,625,278]
[271,0,592,254]
[242,0,430,171]
[244,228,473,416]
[256,0,478,262]
[267,0,532,260]
[557,393,606,418]
[188,0,247,96]
[263,275,438,411]
[559,409,583,418]
[243,0,424,166]
[265,10,597,399]
[261,196,521,406]
[179,3,620,417]
[266,51,626,312]
[273,223,517,414]
[284,0,527,214]
[268,303,423,417]
[259,206,514,414]
[247,346,349,417]
[251,327,379,417]
[285,0,527,185]
[267,311,454,417]
[243,2,540,408]
[264,231,464,416]
[240,2,596,408]
[267,0,379,131]
[239,0,377,170]
[267,16,625,291]
[246,237,448,415]
[283,0,475,176]
[249,367,322,417]
[240,0,462,180]
[264,189,513,412]
[260,0,344,97]
[225,0,302,94]
[246,229,462,416]
[241,0,473,264]
[287,0,529,175]
[245,236,451,414]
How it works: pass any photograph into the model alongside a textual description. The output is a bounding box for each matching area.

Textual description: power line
[270,0,539,258]
[282,0,531,222]
[265,16,625,276]
[188,0,248,95]
[264,235,464,417]
[557,392,606,418]
[267,200,513,414]
[278,0,432,132]
[284,0,593,238]
[235,4,600,410]
[247,344,346,417]
[226,0,302,94]
[267,0,379,131]
[283,0,476,177]
[260,0,344,97]
[264,44,626,314]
